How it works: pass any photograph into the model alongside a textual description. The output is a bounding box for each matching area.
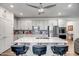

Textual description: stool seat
[51,45,68,56]
[32,45,47,56]
[11,45,29,56]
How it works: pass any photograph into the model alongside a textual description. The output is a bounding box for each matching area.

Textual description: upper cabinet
[48,18,58,26]
[32,20,48,30]
[16,18,59,30]
[58,18,67,27]
[17,19,32,30]
[0,6,14,26]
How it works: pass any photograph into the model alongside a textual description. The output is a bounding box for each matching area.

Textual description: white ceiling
[0,3,79,18]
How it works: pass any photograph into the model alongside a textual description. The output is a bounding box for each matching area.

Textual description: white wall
[71,18,79,41]
[0,6,14,54]
[57,18,79,40]
[65,18,79,41]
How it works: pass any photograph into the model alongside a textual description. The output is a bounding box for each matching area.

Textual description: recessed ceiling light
[20,13,23,16]
[68,4,72,8]
[58,12,62,15]
[10,5,14,8]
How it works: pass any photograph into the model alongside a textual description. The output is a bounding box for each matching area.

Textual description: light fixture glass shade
[38,8,44,12]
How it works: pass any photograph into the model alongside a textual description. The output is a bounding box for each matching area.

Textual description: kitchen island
[13,37,68,56]
[14,37,68,45]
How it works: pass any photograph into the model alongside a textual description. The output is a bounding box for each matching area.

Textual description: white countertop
[14,37,68,44]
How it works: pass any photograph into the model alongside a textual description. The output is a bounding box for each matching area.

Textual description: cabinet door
[0,18,5,38]
[53,26,59,37]
[0,19,6,54]
[4,22,13,50]
[0,18,13,54]
[0,39,6,53]
[0,7,3,18]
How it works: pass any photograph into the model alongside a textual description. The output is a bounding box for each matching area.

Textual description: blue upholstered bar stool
[11,44,29,56]
[51,45,68,56]
[32,45,47,56]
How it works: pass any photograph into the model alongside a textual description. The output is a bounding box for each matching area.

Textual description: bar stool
[51,45,68,56]
[32,45,47,56]
[11,44,29,56]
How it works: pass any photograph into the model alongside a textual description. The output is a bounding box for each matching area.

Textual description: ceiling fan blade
[26,4,39,9]
[44,4,56,9]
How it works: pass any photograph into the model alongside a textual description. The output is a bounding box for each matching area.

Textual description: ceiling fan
[26,3,56,15]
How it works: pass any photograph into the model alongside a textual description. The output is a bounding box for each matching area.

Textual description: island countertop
[14,37,68,44]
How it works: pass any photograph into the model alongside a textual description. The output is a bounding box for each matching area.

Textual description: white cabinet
[0,19,5,53]
[0,19,7,53]
[0,39,5,53]
[0,18,13,54]
[39,20,48,30]
[17,20,32,30]
[0,7,3,18]
[32,20,48,30]
[0,19,5,38]
[14,18,18,30]
[0,6,14,54]
[58,18,67,27]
